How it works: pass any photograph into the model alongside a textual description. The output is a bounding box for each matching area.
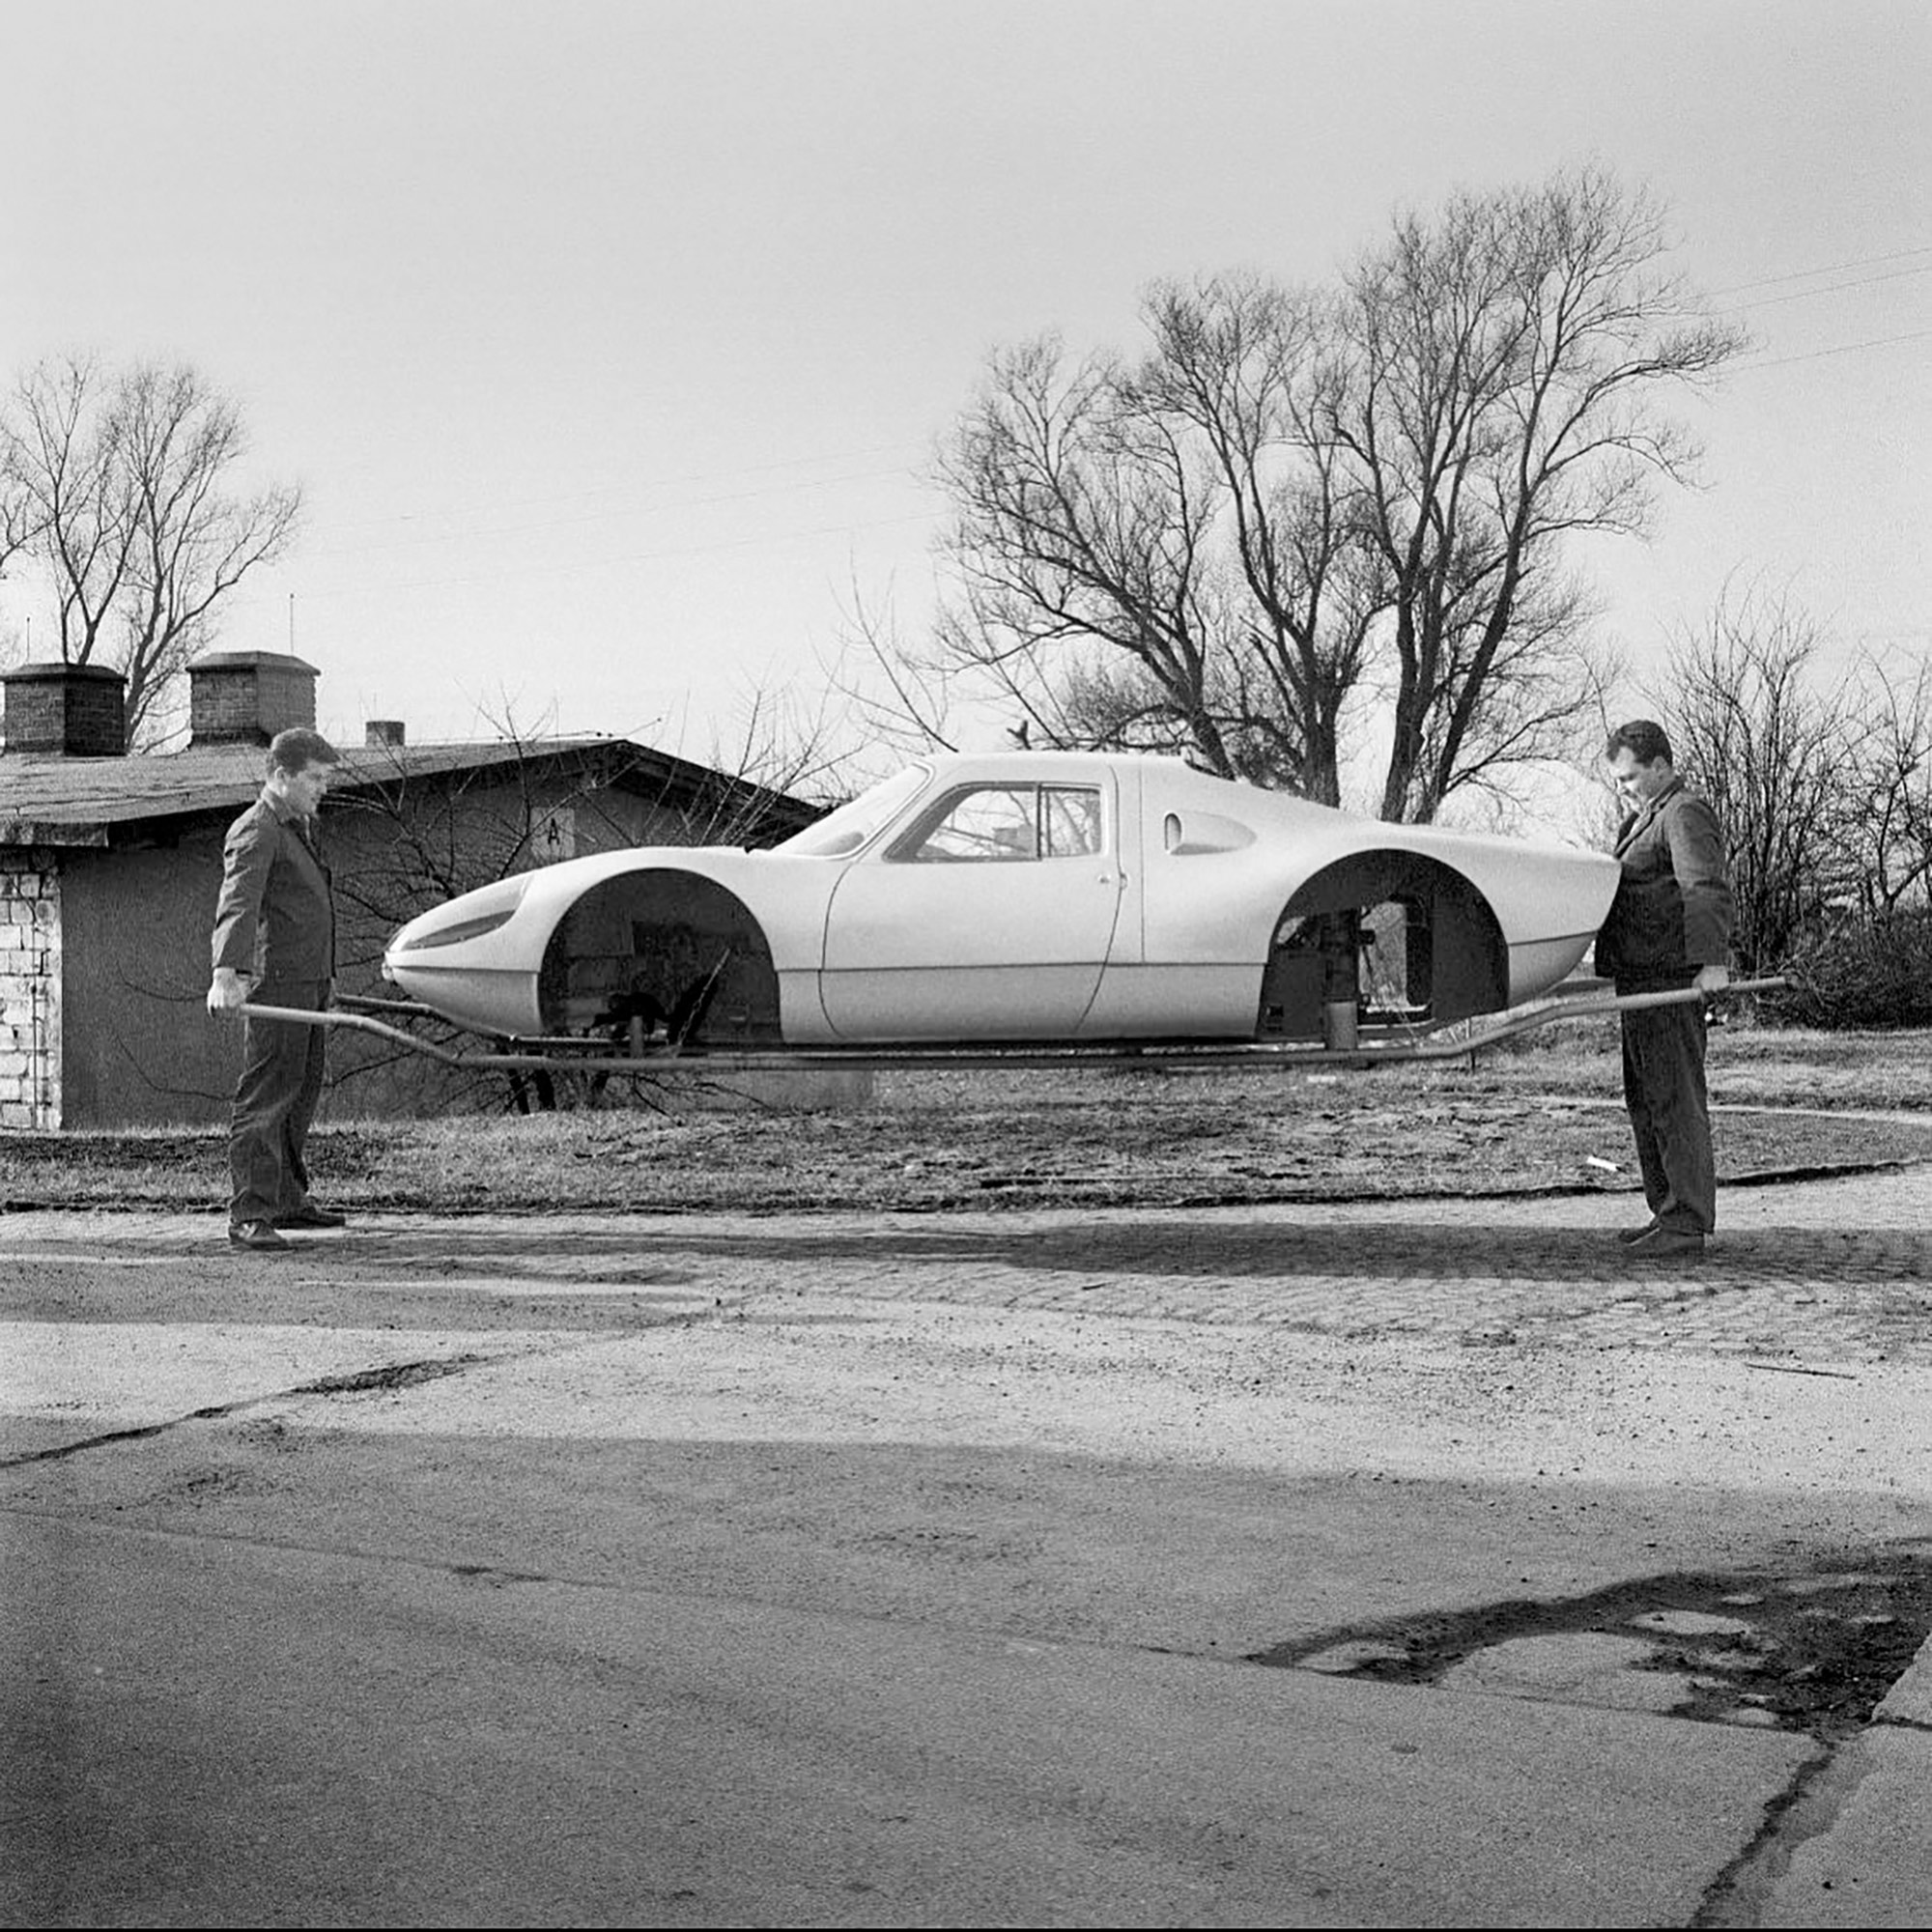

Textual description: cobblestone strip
[1,1191,1924,1363]
[712,1230,1932,1364]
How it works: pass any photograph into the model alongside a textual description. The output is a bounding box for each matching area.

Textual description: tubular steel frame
[232,978,1791,1077]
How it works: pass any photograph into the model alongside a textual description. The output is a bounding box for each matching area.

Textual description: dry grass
[3,1023,1928,1217]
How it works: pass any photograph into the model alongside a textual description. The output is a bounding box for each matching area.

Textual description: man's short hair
[1605,720,1674,766]
[266,727,341,776]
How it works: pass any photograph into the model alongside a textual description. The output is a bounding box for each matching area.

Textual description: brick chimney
[187,651,320,746]
[364,719,406,749]
[1,662,128,756]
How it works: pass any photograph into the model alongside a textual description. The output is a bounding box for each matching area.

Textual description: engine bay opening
[1259,853,1507,1040]
[536,870,781,1046]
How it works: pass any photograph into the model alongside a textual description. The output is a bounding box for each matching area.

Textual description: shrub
[1774,913,1932,1029]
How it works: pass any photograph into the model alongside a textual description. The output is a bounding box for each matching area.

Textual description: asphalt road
[3,1166,1930,1927]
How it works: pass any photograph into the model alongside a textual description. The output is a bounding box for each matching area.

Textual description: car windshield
[775,763,931,856]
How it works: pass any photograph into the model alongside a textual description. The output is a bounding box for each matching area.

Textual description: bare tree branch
[912,168,1745,822]
[1660,583,1859,972]
[1847,648,1932,917]
[0,356,301,744]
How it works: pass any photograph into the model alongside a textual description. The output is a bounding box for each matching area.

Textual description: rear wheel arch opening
[1257,851,1507,1038]
[536,868,781,1043]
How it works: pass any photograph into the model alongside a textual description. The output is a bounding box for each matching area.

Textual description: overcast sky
[3,0,1926,765]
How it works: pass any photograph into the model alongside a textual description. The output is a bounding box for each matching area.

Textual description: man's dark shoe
[1624,1225,1706,1261]
[1615,1217,1662,1246]
[274,1202,347,1230]
[229,1218,292,1253]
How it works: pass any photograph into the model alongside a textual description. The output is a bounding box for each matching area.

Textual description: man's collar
[1617,774,1684,851]
[1629,775,1684,821]
[260,785,307,827]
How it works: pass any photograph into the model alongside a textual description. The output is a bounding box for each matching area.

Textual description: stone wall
[0,851,61,1128]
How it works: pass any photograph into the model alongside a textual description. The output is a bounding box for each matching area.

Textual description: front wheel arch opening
[536,869,781,1044]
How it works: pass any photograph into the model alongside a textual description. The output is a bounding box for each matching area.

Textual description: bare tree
[1846,649,1932,918]
[3,359,133,670]
[934,317,1362,799]
[1661,588,1858,972]
[926,166,1744,819]
[0,356,300,744]
[1130,272,1386,804]
[0,426,36,588]
[829,575,964,760]
[692,672,862,838]
[1759,647,1932,1028]
[1336,168,1743,819]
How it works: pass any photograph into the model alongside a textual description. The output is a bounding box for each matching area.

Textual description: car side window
[893,783,1106,863]
[899,786,1038,862]
[1041,786,1102,857]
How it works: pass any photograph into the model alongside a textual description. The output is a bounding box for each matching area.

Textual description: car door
[819,776,1122,1038]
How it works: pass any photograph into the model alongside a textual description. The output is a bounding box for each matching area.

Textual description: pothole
[1248,1545,1932,1741]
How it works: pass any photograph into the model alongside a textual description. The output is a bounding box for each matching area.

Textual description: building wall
[0,851,61,1128]
[59,834,234,1128]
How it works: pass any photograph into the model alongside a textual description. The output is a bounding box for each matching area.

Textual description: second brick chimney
[187,652,321,746]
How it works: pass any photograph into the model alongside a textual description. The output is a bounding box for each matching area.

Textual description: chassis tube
[232,979,1788,1075]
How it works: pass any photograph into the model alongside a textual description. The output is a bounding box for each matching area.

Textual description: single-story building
[0,652,820,1128]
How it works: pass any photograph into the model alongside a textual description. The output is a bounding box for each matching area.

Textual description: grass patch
[4,1026,1928,1216]
[1471,1017,1932,1112]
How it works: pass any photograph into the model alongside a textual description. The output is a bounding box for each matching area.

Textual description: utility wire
[1717,262,1932,314]
[1734,325,1932,371]
[1708,244,1932,298]
[293,244,1928,563]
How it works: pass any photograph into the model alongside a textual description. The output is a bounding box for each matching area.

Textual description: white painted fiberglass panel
[819,776,1123,1038]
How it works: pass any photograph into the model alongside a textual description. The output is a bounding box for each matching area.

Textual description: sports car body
[381,752,1620,1050]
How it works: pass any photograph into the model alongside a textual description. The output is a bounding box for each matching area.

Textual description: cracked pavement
[2,1160,1930,1926]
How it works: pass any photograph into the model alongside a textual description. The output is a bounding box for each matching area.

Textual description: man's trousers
[229,980,329,1227]
[1619,995,1716,1235]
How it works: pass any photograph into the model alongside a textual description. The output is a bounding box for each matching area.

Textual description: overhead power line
[1718,262,1932,314]
[1732,325,1932,372]
[1708,244,1932,298]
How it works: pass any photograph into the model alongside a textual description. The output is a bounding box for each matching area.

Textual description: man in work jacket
[207,727,344,1252]
[1595,719,1735,1261]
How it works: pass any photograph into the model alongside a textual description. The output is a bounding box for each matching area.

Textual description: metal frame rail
[231,978,1791,1077]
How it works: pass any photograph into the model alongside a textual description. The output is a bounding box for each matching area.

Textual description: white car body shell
[382,752,1620,1044]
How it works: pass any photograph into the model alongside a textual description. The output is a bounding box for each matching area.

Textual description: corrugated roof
[0,734,816,845]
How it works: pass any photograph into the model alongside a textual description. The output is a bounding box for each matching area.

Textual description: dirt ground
[6,1024,1932,1217]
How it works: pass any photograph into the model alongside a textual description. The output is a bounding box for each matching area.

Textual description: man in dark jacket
[1595,721,1734,1259]
[208,727,343,1252]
